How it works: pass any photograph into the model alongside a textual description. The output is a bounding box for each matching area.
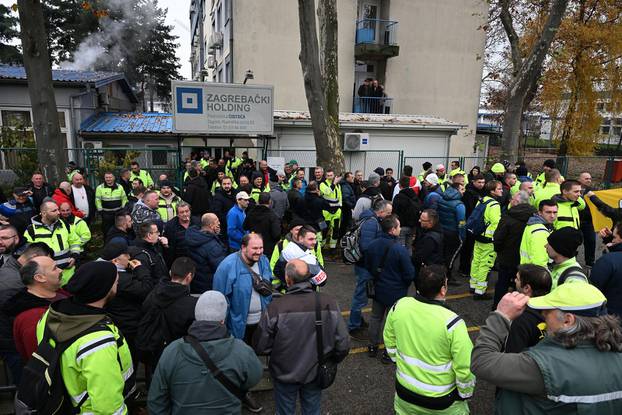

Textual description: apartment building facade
[189,0,487,156]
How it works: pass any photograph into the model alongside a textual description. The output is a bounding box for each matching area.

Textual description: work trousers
[581,222,596,267]
[470,241,496,295]
[322,209,342,249]
[101,211,117,238]
[443,231,462,273]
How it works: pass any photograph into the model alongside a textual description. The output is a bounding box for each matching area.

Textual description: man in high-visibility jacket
[520,199,558,267]
[59,202,91,253]
[546,227,588,289]
[551,180,585,230]
[319,169,342,249]
[24,200,80,286]
[95,172,128,236]
[470,180,502,299]
[384,264,475,414]
[534,159,556,189]
[531,168,563,210]
[130,161,154,188]
[449,160,468,184]
[36,261,135,415]
[156,181,180,223]
[224,149,243,180]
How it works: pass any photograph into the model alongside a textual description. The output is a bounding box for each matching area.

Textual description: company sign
[172,81,274,135]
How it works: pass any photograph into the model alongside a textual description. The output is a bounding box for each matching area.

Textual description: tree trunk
[298,0,345,173]
[500,0,570,161]
[16,0,67,184]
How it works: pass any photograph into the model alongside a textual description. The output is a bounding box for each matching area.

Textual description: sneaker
[349,327,369,341]
[473,293,492,301]
[381,350,393,365]
[367,345,378,358]
[243,392,263,413]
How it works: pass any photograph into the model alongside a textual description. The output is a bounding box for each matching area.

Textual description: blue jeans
[274,380,322,415]
[348,265,370,331]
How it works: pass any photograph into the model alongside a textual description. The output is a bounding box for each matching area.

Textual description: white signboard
[267,157,285,172]
[172,81,274,135]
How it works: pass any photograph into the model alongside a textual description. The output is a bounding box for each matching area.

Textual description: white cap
[236,191,251,200]
[425,173,439,186]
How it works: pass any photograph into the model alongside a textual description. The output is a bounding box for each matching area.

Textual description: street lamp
[243,69,254,84]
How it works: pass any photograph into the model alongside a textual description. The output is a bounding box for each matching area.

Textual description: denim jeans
[368,300,389,346]
[274,380,322,415]
[348,265,371,331]
[398,226,414,254]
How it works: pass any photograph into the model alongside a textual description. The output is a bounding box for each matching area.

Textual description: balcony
[355,19,399,59]
[353,96,393,114]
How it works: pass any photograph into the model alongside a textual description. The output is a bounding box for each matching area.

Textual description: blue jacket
[213,253,273,339]
[591,243,622,318]
[364,233,415,308]
[186,226,228,293]
[423,186,443,210]
[437,186,466,240]
[341,182,356,209]
[226,205,247,250]
[358,209,381,253]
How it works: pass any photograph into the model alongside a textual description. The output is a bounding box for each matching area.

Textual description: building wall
[385,0,487,157]
[232,0,356,112]
[272,125,451,176]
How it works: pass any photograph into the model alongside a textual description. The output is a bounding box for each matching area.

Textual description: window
[596,102,605,111]
[1,110,32,128]
[151,148,170,166]
[601,126,610,134]
[58,112,66,129]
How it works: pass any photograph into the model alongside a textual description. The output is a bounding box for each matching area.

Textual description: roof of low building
[0,65,138,103]
[273,110,464,130]
[80,112,173,134]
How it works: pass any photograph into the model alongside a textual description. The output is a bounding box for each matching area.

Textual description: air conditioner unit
[343,133,370,151]
[207,56,215,68]
[208,32,224,49]
[82,141,103,149]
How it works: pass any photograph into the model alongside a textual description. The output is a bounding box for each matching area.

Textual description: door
[357,0,380,43]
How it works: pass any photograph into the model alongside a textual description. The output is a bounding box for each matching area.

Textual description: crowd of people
[0,151,621,414]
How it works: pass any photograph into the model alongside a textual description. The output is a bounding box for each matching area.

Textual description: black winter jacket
[182,176,211,217]
[393,187,421,228]
[163,216,200,267]
[138,278,198,354]
[105,264,155,339]
[462,183,486,218]
[185,227,228,293]
[303,192,331,231]
[243,204,281,257]
[130,239,169,283]
[211,188,236,236]
[412,224,444,270]
[493,203,536,268]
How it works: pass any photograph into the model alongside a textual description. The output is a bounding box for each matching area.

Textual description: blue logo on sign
[176,87,203,114]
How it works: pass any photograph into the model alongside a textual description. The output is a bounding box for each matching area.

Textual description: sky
[0,0,192,79]
[160,0,192,79]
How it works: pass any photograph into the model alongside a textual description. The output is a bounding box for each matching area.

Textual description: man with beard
[33,261,136,414]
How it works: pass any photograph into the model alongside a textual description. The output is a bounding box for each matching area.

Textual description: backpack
[340,217,376,264]
[465,198,498,236]
[15,319,112,415]
[362,193,384,211]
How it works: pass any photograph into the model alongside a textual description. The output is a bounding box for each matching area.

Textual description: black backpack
[14,318,112,415]
[136,302,172,359]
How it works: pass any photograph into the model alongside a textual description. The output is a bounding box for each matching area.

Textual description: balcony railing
[353,96,393,114]
[355,19,398,46]
[355,19,399,59]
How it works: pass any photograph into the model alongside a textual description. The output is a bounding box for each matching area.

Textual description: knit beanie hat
[547,227,583,258]
[425,173,439,186]
[66,261,118,304]
[195,291,228,322]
